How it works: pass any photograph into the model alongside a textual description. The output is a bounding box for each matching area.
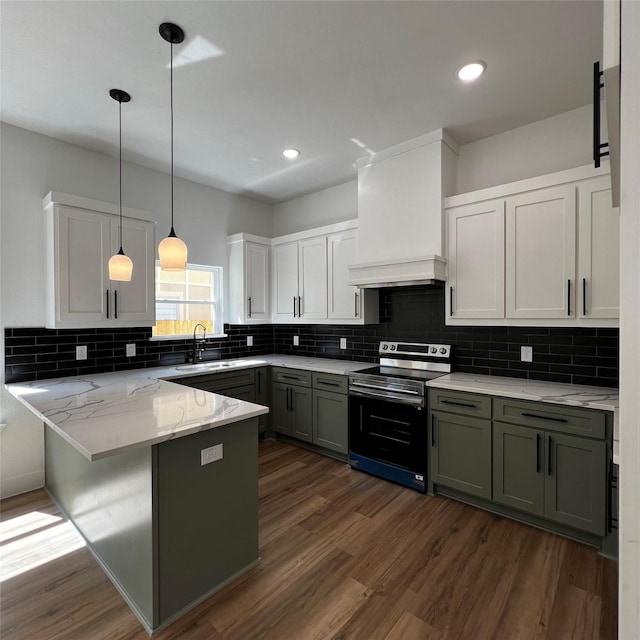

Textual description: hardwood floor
[0,440,617,639]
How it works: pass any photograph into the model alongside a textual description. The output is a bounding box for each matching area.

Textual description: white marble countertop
[428,373,620,465]
[5,355,371,462]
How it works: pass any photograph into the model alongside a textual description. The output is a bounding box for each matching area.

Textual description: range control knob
[390,344,396,351]
[430,347,437,353]
[440,347,447,354]
[382,344,388,350]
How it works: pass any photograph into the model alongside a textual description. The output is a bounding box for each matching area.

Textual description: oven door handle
[349,381,422,396]
[349,389,424,408]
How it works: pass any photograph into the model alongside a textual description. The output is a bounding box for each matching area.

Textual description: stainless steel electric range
[348,341,452,492]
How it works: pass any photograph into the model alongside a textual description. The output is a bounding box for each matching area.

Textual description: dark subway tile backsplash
[4,324,274,383]
[4,285,619,387]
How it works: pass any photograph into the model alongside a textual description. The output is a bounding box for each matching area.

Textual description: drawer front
[272,367,312,388]
[217,384,256,404]
[429,389,492,419]
[183,368,256,392]
[312,372,348,394]
[493,398,606,439]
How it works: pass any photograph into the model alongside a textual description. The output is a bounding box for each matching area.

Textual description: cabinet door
[55,205,111,325]
[493,422,544,516]
[544,433,606,535]
[447,200,505,319]
[506,186,576,318]
[327,230,360,320]
[271,382,291,436]
[272,242,299,321]
[111,217,155,326]
[290,386,313,443]
[245,242,270,321]
[217,384,256,403]
[430,411,492,499]
[312,389,348,454]
[578,179,620,318]
[298,237,327,320]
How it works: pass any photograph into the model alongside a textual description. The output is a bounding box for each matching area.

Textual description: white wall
[618,0,640,636]
[456,105,595,194]
[0,122,272,498]
[272,180,357,236]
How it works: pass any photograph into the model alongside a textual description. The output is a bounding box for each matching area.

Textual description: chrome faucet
[191,323,207,364]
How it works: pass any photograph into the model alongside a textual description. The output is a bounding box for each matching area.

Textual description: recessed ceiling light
[457,61,486,82]
[282,148,300,159]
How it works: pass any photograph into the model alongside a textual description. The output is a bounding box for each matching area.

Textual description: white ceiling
[1,1,602,204]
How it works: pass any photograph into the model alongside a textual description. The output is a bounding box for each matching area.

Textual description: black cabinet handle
[441,399,477,409]
[547,435,553,475]
[567,279,571,316]
[290,388,294,411]
[298,296,302,317]
[293,296,296,317]
[114,289,118,319]
[450,286,454,316]
[354,292,359,317]
[583,278,587,316]
[257,370,261,393]
[286,387,290,411]
[248,296,252,318]
[593,61,609,168]
[536,433,541,473]
[521,411,568,424]
[431,415,437,446]
[318,380,340,387]
[106,289,110,319]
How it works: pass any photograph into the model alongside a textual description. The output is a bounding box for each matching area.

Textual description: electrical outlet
[293,335,299,346]
[76,345,87,361]
[201,444,223,466]
[246,336,253,347]
[340,338,347,349]
[521,346,533,362]
[126,343,136,357]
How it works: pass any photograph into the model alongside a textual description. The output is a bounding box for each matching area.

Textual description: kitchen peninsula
[6,369,270,634]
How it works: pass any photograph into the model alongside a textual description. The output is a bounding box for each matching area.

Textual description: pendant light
[108,89,134,282]
[158,22,188,270]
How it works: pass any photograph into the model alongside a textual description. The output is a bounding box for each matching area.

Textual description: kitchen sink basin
[175,361,239,371]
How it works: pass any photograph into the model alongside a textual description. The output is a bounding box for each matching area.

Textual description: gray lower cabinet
[494,422,607,535]
[312,389,348,454]
[271,380,312,442]
[430,410,492,499]
[272,368,348,455]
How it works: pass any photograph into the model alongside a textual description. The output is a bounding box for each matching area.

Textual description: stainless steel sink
[175,361,238,371]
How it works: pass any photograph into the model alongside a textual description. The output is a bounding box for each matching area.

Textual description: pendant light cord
[119,99,123,251]
[170,40,175,233]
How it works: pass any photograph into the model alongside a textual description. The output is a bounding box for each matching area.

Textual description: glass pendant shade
[109,249,134,281]
[158,232,188,270]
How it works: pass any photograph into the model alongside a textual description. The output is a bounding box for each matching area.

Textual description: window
[153,263,224,338]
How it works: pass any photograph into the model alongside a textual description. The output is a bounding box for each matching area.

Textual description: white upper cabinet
[45,195,155,329]
[445,165,618,327]
[298,237,328,319]
[227,235,270,324]
[505,186,576,319]
[578,178,620,318]
[327,229,379,322]
[447,200,505,319]
[272,241,300,322]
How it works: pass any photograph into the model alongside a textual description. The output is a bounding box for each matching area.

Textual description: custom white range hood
[348,129,458,288]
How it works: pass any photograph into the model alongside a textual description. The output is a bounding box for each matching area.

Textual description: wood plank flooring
[0,440,617,639]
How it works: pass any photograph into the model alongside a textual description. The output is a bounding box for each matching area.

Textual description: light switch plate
[340,338,347,349]
[293,336,299,346]
[521,346,533,362]
[126,343,136,357]
[76,345,87,360]
[201,444,223,466]
[246,336,253,347]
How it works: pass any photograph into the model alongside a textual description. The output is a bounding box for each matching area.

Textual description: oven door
[349,391,427,474]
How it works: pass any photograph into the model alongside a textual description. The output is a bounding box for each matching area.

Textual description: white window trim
[153,261,224,338]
